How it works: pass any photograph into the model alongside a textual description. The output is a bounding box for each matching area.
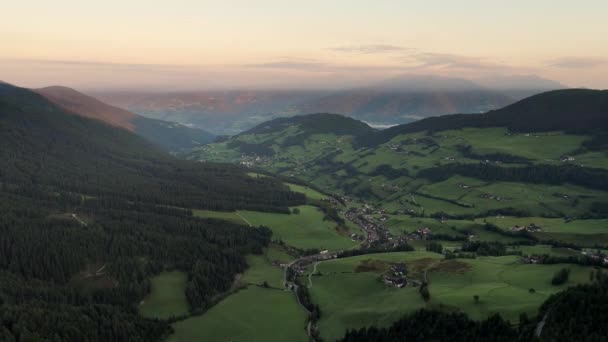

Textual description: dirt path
[236,213,252,227]
[71,213,87,226]
[308,262,320,288]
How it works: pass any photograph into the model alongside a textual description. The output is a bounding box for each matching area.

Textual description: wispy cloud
[245,59,403,73]
[405,52,512,72]
[548,57,607,69]
[329,44,410,54]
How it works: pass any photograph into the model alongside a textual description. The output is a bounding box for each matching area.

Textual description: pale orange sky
[1,0,607,90]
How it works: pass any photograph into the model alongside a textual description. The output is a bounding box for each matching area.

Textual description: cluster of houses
[510,223,543,233]
[239,155,269,167]
[409,227,433,240]
[382,263,417,288]
[560,155,576,162]
[344,207,387,244]
[582,251,608,265]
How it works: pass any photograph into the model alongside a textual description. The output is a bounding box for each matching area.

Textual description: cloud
[406,52,511,71]
[3,58,191,72]
[548,57,607,69]
[245,59,402,73]
[329,44,410,54]
[246,60,330,70]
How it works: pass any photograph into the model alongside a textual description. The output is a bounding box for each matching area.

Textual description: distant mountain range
[35,86,215,152]
[93,74,563,135]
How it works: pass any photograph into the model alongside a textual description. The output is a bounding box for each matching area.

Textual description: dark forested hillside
[240,113,375,137]
[359,89,608,147]
[0,83,304,341]
[36,86,215,152]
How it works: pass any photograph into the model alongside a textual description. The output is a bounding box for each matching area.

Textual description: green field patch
[285,182,328,200]
[242,246,294,289]
[439,128,588,161]
[168,287,308,342]
[238,205,358,251]
[428,256,594,321]
[139,271,189,320]
[308,251,441,341]
[482,216,608,235]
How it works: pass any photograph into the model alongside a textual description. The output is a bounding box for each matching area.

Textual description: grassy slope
[168,246,306,342]
[168,287,307,342]
[308,252,596,341]
[238,205,358,251]
[194,204,359,251]
[139,271,189,319]
[428,256,593,321]
[308,251,441,341]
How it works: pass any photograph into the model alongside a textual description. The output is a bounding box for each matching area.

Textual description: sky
[1,0,607,90]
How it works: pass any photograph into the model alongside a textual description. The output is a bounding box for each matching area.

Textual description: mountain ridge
[35,85,215,151]
[358,88,608,147]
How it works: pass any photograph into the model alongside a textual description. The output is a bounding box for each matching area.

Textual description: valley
[3,2,608,341]
[177,89,608,341]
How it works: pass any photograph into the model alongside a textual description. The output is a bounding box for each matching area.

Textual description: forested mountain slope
[359,89,608,147]
[36,86,215,152]
[0,83,304,341]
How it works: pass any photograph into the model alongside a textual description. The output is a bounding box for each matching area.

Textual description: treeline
[369,164,409,180]
[457,144,531,164]
[538,273,608,341]
[337,244,414,258]
[341,274,608,341]
[418,163,608,192]
[340,310,526,342]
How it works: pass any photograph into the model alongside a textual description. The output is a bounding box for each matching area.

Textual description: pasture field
[139,271,189,319]
[481,216,608,235]
[573,151,608,170]
[168,287,308,342]
[417,177,606,217]
[307,251,441,341]
[285,182,328,200]
[238,205,359,251]
[242,246,293,289]
[193,205,359,250]
[307,252,596,341]
[437,128,588,161]
[427,256,594,321]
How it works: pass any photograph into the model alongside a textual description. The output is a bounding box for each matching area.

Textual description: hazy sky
[1,0,607,90]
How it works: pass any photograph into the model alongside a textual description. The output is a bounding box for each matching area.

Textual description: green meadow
[238,205,359,251]
[285,182,328,200]
[168,245,307,342]
[427,256,594,321]
[307,251,442,341]
[168,287,308,342]
[139,271,189,320]
[306,252,596,341]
